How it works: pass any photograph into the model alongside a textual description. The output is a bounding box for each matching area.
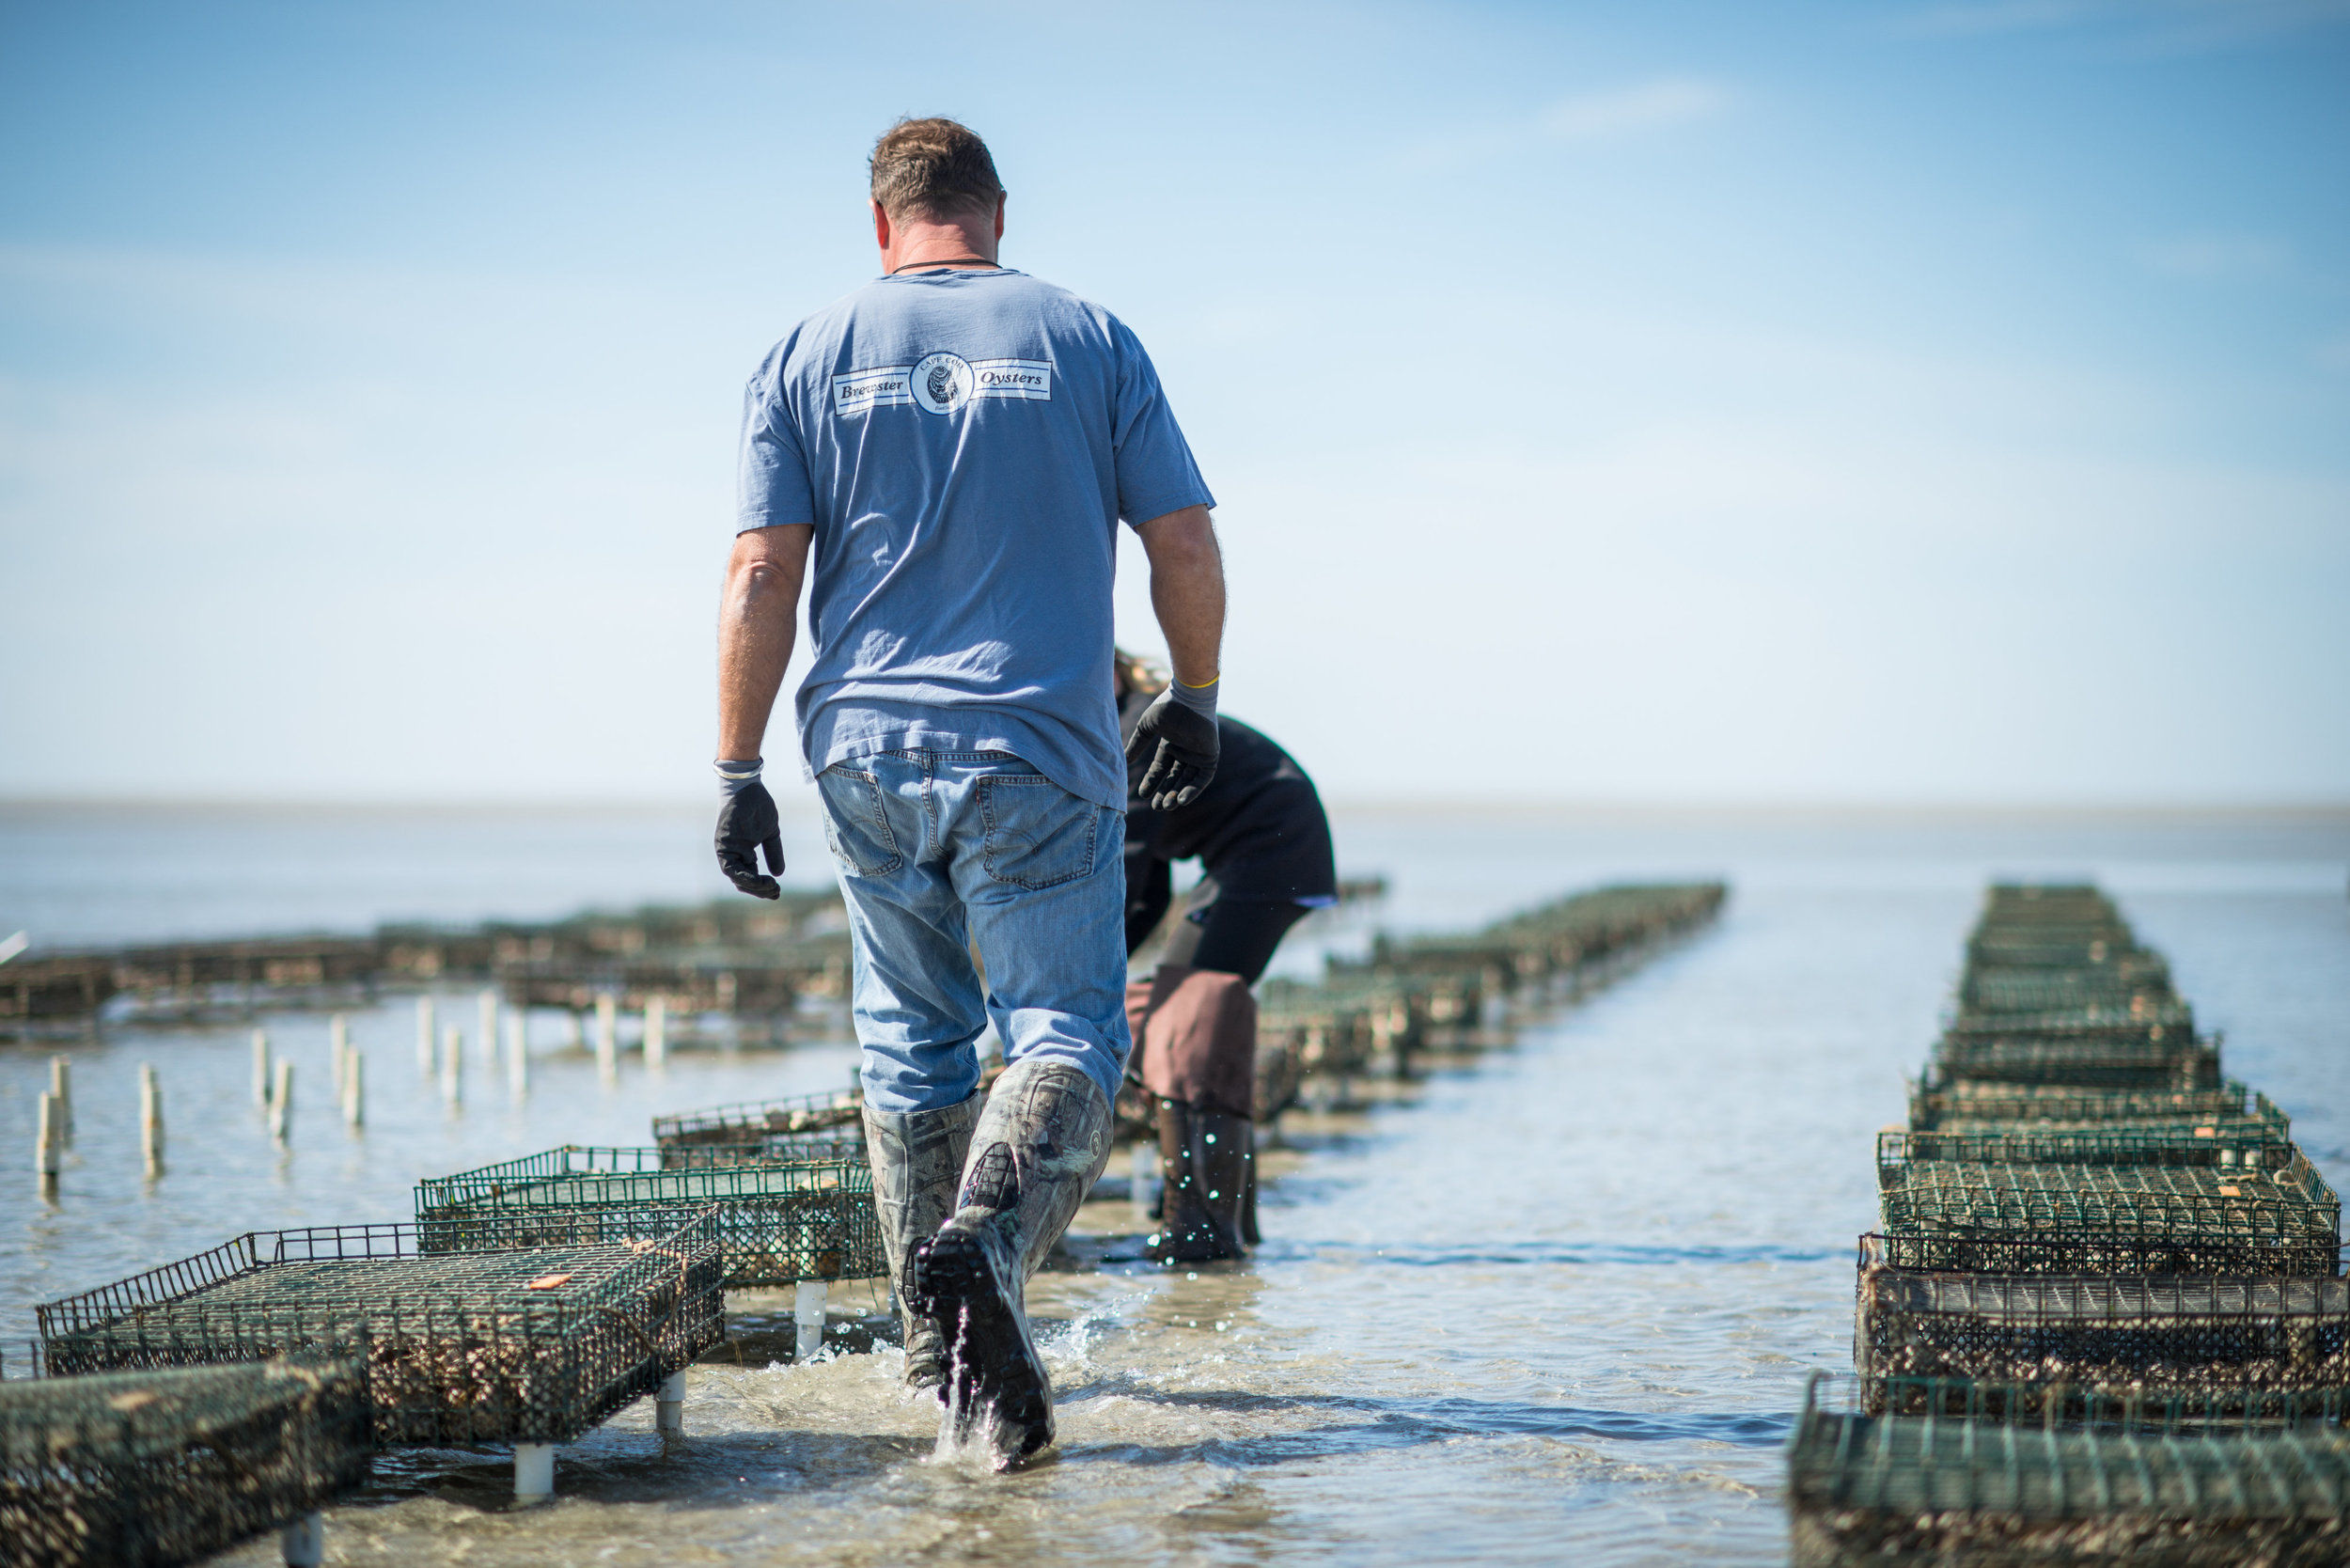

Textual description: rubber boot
[1240,1120,1262,1247]
[1145,1101,1251,1262]
[910,1058,1112,1464]
[861,1090,982,1392]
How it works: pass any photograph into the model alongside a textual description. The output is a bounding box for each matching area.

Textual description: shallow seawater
[3,808,2347,1565]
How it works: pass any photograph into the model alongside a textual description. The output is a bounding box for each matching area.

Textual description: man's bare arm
[717,524,814,761]
[1135,504,1224,688]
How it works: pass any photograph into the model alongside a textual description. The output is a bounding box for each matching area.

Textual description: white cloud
[1538,78,1730,144]
[2138,232,2290,280]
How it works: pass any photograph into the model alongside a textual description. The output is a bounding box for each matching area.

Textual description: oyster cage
[1879,1115,2296,1172]
[1878,1154,2342,1262]
[1788,1372,2350,1568]
[1855,1235,2350,1403]
[1862,1228,2345,1279]
[36,1212,725,1447]
[0,1353,370,1568]
[415,1145,885,1288]
[650,1088,863,1154]
[1930,1033,2221,1090]
[1909,1078,2257,1131]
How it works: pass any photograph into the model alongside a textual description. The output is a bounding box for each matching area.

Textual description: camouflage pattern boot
[861,1090,982,1392]
[909,1058,1112,1464]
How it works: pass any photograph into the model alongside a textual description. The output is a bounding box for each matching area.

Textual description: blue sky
[2,0,2344,804]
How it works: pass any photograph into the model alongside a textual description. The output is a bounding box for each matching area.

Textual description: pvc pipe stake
[441,1027,462,1107]
[37,1091,61,1198]
[139,1064,164,1177]
[595,995,619,1087]
[329,1014,350,1096]
[645,996,666,1071]
[656,1369,686,1435]
[416,996,436,1076]
[478,988,499,1066]
[506,1011,528,1099]
[252,1030,273,1106]
[793,1280,827,1361]
[48,1057,71,1145]
[342,1050,365,1129]
[513,1443,556,1500]
[278,1511,324,1567]
[269,1060,293,1144]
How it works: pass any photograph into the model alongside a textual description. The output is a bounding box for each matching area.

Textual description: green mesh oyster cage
[1789,1372,2350,1568]
[1880,1113,2296,1172]
[1930,1031,2220,1090]
[0,1353,370,1568]
[36,1212,724,1446]
[1877,1154,2342,1272]
[650,1088,863,1159]
[415,1145,884,1287]
[1958,970,2177,1018]
[1909,1079,2258,1131]
[1855,1234,2350,1406]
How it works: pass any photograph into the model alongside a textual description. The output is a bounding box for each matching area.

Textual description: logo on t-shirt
[832,356,1054,416]
[912,353,975,415]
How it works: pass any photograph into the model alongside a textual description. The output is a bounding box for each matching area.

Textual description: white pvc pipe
[140,1064,164,1176]
[644,996,666,1071]
[507,1011,528,1098]
[656,1369,686,1435]
[513,1442,556,1499]
[329,1014,350,1096]
[478,988,500,1065]
[416,996,436,1076]
[49,1056,71,1145]
[342,1050,365,1129]
[37,1091,61,1196]
[253,1030,273,1106]
[441,1027,462,1107]
[794,1280,828,1361]
[269,1060,293,1144]
[595,995,619,1087]
[278,1511,324,1566]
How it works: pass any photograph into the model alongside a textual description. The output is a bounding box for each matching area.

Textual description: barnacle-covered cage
[1854,1234,2350,1405]
[1877,1154,2342,1274]
[36,1212,724,1446]
[1909,1078,2261,1131]
[650,1088,864,1161]
[1788,1372,2350,1568]
[415,1145,884,1288]
[0,1353,370,1568]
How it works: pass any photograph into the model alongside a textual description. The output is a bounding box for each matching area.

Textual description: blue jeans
[816,750,1131,1116]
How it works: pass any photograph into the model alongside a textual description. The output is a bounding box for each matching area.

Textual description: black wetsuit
[1120,694,1338,983]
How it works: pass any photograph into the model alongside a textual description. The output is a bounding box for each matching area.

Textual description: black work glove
[1125,690,1220,809]
[715,774,786,899]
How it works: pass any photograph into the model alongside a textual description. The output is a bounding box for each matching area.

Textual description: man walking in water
[712,118,1227,1464]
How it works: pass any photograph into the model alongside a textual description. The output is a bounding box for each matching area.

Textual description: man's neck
[881,218,999,274]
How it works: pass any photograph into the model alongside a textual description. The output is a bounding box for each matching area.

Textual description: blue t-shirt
[737,267,1214,811]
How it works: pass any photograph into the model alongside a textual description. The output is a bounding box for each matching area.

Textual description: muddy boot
[909,1058,1111,1464]
[862,1090,982,1393]
[1240,1119,1262,1247]
[1145,1101,1250,1262]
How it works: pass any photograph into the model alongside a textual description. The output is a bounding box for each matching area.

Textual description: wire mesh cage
[1909,1079,2258,1131]
[1877,1155,2343,1272]
[1789,1372,2350,1568]
[1929,1032,2222,1090]
[1855,1235,2350,1405]
[0,1353,370,1568]
[36,1213,725,1446]
[650,1088,863,1158]
[1880,1115,2297,1172]
[415,1145,884,1288]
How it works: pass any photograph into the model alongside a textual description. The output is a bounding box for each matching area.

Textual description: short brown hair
[870,118,1004,221]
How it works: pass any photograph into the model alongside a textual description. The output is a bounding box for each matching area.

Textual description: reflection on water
[3,810,2346,1565]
